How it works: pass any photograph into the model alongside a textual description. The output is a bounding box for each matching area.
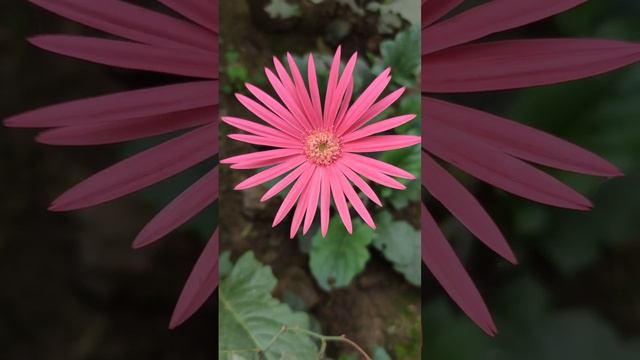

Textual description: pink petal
[335,162,382,206]
[336,169,375,229]
[422,205,497,336]
[287,53,318,128]
[341,157,406,190]
[327,166,352,233]
[303,171,322,234]
[264,69,313,132]
[342,114,416,143]
[342,153,415,180]
[234,156,306,190]
[261,162,310,202]
[307,54,323,124]
[227,134,300,148]
[340,87,406,135]
[222,115,297,141]
[169,229,218,329]
[341,68,391,130]
[320,167,331,237]
[273,165,316,227]
[343,135,421,153]
[244,83,304,139]
[133,167,218,249]
[323,46,342,128]
[272,57,313,131]
[221,148,301,166]
[326,52,358,128]
[290,184,311,238]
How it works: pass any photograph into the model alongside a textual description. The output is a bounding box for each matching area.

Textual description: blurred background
[0,1,215,359]
[424,0,640,359]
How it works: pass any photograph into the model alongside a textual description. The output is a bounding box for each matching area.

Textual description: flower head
[422,0,640,335]
[5,0,219,329]
[222,48,420,238]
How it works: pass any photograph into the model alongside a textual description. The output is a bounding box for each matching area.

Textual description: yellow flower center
[304,130,342,166]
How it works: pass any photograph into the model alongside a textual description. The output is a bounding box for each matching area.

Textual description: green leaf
[373,213,421,286]
[309,217,373,291]
[373,346,392,360]
[219,252,318,359]
[379,145,420,210]
[378,25,420,87]
[264,0,300,19]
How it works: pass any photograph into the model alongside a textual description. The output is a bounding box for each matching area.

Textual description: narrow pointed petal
[133,167,218,249]
[264,69,312,132]
[343,153,415,179]
[29,35,218,78]
[31,0,215,52]
[244,84,304,138]
[287,53,318,128]
[336,170,375,229]
[323,46,342,128]
[343,135,421,153]
[326,52,358,128]
[158,0,218,33]
[320,168,331,237]
[423,152,516,264]
[221,148,301,166]
[222,115,297,141]
[273,166,316,227]
[227,134,300,148]
[234,156,306,190]
[341,87,406,135]
[422,205,497,336]
[425,126,593,210]
[342,68,391,129]
[169,230,218,329]
[5,81,217,128]
[303,172,322,234]
[234,93,302,138]
[423,39,640,93]
[425,97,622,177]
[336,162,382,206]
[290,185,311,238]
[328,166,353,233]
[49,123,217,211]
[422,0,463,28]
[261,163,310,202]
[307,54,323,123]
[423,0,586,54]
[342,158,406,190]
[343,114,416,143]
[37,106,216,145]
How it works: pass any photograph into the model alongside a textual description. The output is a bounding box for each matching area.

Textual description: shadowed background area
[0,1,214,359]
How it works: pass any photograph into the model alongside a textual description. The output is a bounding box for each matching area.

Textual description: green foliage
[367,0,421,34]
[373,213,420,286]
[219,252,318,359]
[309,217,374,291]
[223,51,250,94]
[373,346,392,360]
[375,25,420,88]
[379,144,420,210]
[264,0,300,19]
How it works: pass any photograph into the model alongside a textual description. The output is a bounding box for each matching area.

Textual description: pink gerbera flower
[5,0,219,328]
[222,48,420,237]
[422,0,640,335]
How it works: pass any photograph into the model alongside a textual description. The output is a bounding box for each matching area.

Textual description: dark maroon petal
[423,151,516,264]
[423,39,640,92]
[424,97,622,177]
[422,205,497,336]
[133,167,218,249]
[29,35,218,79]
[37,106,216,145]
[422,0,463,28]
[49,123,217,211]
[30,0,215,52]
[425,125,593,210]
[5,81,217,128]
[170,229,218,329]
[423,0,586,54]
[159,0,218,33]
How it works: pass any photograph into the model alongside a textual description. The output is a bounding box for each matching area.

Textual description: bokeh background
[1,1,215,359]
[424,0,640,359]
